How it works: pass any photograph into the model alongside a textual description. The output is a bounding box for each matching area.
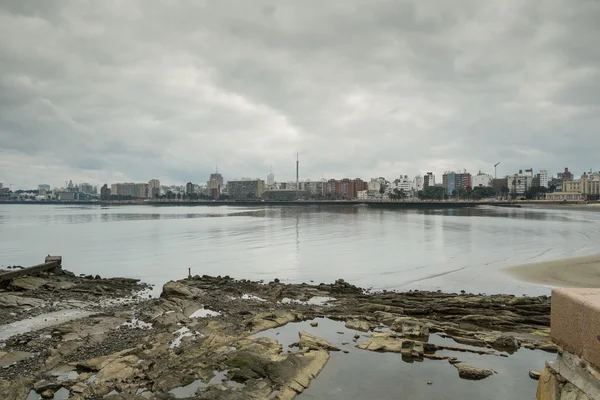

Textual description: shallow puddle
[168,370,245,398]
[279,296,335,306]
[254,318,554,400]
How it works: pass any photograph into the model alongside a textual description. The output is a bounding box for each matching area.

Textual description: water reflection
[1,204,600,296]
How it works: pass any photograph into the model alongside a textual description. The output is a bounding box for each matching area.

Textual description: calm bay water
[2,204,600,295]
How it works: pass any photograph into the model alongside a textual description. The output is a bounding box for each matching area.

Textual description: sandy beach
[507,253,600,288]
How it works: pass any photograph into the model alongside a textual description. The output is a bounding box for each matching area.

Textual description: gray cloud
[1,0,599,189]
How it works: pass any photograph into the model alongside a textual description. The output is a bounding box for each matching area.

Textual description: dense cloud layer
[1,0,599,188]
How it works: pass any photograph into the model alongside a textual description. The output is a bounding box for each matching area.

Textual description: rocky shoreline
[0,268,554,399]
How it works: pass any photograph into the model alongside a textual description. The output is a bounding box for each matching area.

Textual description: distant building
[267,169,275,186]
[539,169,549,188]
[507,169,534,196]
[38,184,50,192]
[56,191,78,201]
[262,189,302,201]
[186,182,194,195]
[110,183,148,198]
[394,175,412,193]
[423,172,435,189]
[79,183,97,195]
[412,176,423,192]
[324,178,368,199]
[148,179,161,198]
[209,170,224,187]
[207,169,224,199]
[471,171,493,188]
[67,180,74,190]
[551,172,600,201]
[100,184,111,200]
[227,179,265,199]
[301,180,325,196]
[557,167,573,181]
[442,171,471,195]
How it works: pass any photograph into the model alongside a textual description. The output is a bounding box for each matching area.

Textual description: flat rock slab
[11,277,48,291]
[0,309,92,342]
[298,331,340,351]
[345,319,372,332]
[0,293,46,309]
[0,351,35,367]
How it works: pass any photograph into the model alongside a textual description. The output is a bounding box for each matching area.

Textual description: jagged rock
[537,368,560,400]
[391,317,429,338]
[161,281,203,299]
[345,319,372,332]
[298,331,340,351]
[453,363,494,380]
[73,348,136,371]
[493,334,519,351]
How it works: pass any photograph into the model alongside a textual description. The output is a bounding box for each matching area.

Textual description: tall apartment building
[100,184,111,200]
[423,172,435,189]
[267,170,275,186]
[301,180,325,196]
[539,169,549,188]
[442,171,472,195]
[38,184,51,192]
[186,182,194,195]
[209,170,224,188]
[507,169,534,195]
[227,179,265,199]
[110,183,148,198]
[412,176,423,192]
[323,178,368,199]
[207,170,223,199]
[148,179,161,198]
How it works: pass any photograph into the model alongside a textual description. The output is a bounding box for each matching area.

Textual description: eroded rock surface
[0,272,553,399]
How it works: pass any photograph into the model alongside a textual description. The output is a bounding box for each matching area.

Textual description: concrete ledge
[0,259,62,283]
[551,288,600,370]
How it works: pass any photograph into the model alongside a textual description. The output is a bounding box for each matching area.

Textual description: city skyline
[1,1,599,189]
[0,165,576,192]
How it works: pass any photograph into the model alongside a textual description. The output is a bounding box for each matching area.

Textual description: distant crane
[494,162,500,180]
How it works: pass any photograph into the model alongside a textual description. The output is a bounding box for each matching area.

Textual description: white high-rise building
[395,175,412,193]
[539,169,549,188]
[471,172,493,188]
[412,176,423,192]
[267,171,275,186]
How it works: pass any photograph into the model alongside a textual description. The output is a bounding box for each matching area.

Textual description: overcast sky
[1,1,599,189]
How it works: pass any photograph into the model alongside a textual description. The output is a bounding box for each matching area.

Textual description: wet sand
[507,254,600,288]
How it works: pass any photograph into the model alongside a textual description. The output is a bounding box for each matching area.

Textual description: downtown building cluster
[3,166,600,202]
